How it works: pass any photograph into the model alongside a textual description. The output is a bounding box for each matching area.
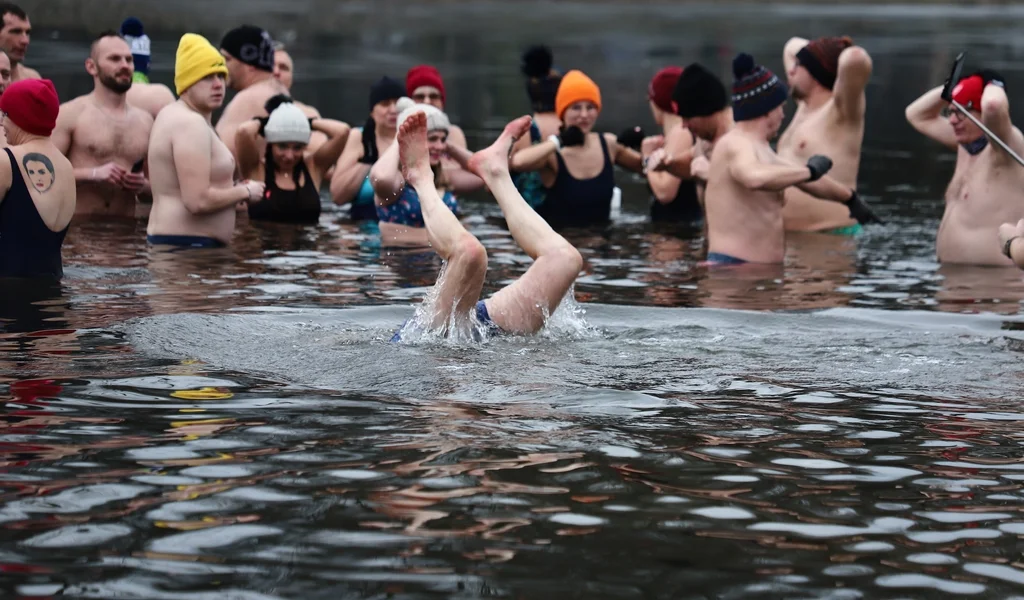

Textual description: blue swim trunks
[704,252,748,265]
[147,234,225,249]
[390,300,502,343]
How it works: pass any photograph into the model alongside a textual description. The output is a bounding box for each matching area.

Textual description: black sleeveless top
[0,148,68,278]
[538,134,615,229]
[248,158,321,225]
[650,130,703,223]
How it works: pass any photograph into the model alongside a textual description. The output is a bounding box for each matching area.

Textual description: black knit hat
[369,76,405,110]
[672,63,729,118]
[220,25,274,72]
[731,53,788,122]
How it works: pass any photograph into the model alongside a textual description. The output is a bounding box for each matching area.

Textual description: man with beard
[51,31,153,217]
[778,36,873,234]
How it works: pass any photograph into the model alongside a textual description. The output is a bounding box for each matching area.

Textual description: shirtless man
[644,63,733,204]
[272,42,325,152]
[216,25,285,161]
[51,32,153,218]
[120,17,175,120]
[0,3,37,82]
[907,68,1024,266]
[779,36,873,234]
[147,33,264,248]
[704,54,880,265]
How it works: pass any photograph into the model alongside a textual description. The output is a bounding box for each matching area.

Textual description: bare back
[56,95,153,217]
[126,82,176,120]
[1,141,76,231]
[939,135,1024,265]
[704,131,786,263]
[215,78,287,160]
[147,102,237,244]
[779,99,863,231]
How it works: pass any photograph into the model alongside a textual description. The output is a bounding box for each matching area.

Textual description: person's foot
[397,110,432,187]
[468,115,533,179]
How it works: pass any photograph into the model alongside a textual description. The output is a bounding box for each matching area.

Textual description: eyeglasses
[413,92,443,102]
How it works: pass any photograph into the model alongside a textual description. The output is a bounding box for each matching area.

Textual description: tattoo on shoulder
[23,153,56,193]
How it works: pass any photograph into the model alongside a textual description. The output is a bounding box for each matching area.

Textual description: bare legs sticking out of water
[397,111,583,335]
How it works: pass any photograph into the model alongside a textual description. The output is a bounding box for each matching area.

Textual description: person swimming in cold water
[370,97,460,247]
[643,66,703,225]
[390,111,583,342]
[234,94,349,224]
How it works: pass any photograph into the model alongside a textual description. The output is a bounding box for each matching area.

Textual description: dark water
[5,4,1024,598]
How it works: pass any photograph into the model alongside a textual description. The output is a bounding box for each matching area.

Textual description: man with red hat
[778,35,873,235]
[906,67,1024,265]
[0,78,76,279]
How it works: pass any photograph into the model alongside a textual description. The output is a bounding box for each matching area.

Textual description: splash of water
[391,263,595,345]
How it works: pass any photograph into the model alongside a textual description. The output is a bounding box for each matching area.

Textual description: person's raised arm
[833,45,872,122]
[905,85,958,150]
[234,119,263,180]
[783,37,809,78]
[310,118,351,175]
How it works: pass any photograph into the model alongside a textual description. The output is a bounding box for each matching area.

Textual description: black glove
[846,190,883,225]
[558,125,585,148]
[617,126,644,151]
[806,154,833,182]
[254,116,269,137]
[359,117,378,165]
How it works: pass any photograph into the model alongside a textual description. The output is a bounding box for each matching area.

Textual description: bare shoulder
[57,95,88,119]
[128,105,155,129]
[296,101,321,119]
[20,66,41,79]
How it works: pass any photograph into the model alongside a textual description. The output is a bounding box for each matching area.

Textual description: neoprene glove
[617,126,645,151]
[847,191,883,225]
[254,116,269,137]
[559,125,585,147]
[806,154,833,182]
[359,117,378,165]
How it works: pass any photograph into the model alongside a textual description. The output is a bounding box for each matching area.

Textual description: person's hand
[121,172,147,193]
[998,218,1024,258]
[846,191,883,225]
[690,155,710,180]
[641,135,665,157]
[617,126,645,151]
[92,162,126,186]
[241,179,266,203]
[559,125,585,147]
[806,155,833,182]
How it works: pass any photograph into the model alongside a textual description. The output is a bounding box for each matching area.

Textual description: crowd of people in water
[1,2,1024,339]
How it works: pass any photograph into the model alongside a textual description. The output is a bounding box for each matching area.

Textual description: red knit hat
[0,79,59,136]
[648,66,683,112]
[952,75,984,111]
[406,65,445,103]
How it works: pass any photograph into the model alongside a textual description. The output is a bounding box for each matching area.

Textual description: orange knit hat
[555,70,602,119]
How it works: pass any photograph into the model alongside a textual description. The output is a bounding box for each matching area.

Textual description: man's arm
[647,127,691,203]
[833,46,872,122]
[214,98,250,161]
[905,86,958,150]
[175,116,255,214]
[727,142,814,192]
[50,101,76,157]
[980,81,1019,164]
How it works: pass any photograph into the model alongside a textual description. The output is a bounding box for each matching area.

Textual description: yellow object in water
[170,387,233,400]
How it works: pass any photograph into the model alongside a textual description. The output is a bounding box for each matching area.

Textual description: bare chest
[72,107,150,163]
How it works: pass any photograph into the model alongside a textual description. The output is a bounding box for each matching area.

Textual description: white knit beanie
[264,101,311,144]
[396,96,451,133]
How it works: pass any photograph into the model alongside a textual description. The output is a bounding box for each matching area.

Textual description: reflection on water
[5,3,1024,598]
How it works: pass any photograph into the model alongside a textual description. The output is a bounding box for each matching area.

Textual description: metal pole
[949,99,1024,168]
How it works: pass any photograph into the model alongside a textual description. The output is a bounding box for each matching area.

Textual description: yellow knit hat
[174,33,228,96]
[555,70,602,119]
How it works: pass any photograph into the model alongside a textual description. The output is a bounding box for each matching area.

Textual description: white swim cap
[396,96,451,133]
[264,101,311,144]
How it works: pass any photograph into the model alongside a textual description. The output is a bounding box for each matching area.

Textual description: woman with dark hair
[235,94,350,224]
[510,45,562,209]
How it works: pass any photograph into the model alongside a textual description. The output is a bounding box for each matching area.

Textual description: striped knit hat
[731,53,788,122]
